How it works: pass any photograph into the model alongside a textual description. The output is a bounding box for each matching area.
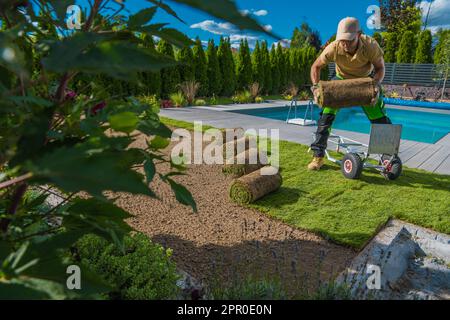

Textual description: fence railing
[328,63,449,88]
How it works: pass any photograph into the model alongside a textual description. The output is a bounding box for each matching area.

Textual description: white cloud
[418,0,450,33]
[273,39,291,48]
[190,20,237,35]
[253,10,268,17]
[239,8,269,17]
[264,24,273,32]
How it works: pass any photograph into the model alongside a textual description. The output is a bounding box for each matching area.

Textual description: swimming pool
[229,105,450,144]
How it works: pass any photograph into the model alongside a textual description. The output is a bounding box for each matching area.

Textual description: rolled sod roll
[222,148,268,177]
[229,166,282,205]
[317,77,377,108]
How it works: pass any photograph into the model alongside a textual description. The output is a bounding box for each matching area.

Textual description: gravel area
[114,134,356,295]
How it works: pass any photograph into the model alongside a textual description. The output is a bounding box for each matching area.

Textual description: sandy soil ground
[114,134,356,295]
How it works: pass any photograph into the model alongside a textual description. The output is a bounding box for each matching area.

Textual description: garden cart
[309,124,403,180]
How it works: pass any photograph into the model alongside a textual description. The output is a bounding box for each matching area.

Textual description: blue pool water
[229,106,450,144]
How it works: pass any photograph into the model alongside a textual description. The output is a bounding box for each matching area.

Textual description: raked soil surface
[113,133,357,296]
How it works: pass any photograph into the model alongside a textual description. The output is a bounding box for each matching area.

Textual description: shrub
[170,92,187,108]
[232,90,253,104]
[161,99,174,108]
[195,99,206,106]
[179,81,200,105]
[249,82,261,100]
[137,95,160,112]
[298,90,311,101]
[285,82,299,98]
[255,96,264,103]
[72,233,180,300]
[210,276,287,300]
[209,94,218,105]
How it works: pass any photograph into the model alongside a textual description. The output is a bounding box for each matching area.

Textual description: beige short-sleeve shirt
[320,34,384,79]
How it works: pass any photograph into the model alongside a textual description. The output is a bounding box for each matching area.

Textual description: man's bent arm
[310,56,327,85]
[372,57,385,85]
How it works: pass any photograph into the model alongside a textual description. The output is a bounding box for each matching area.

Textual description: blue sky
[73,0,449,48]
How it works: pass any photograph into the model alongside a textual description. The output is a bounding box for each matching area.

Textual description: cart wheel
[383,157,402,180]
[341,153,363,179]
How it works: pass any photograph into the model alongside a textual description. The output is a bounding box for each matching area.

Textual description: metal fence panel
[328,63,448,88]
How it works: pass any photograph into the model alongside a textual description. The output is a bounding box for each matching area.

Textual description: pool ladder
[286,99,317,126]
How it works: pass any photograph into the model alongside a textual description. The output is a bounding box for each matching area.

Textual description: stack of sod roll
[317,77,377,108]
[219,128,282,204]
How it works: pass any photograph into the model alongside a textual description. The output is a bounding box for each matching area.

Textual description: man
[308,17,391,171]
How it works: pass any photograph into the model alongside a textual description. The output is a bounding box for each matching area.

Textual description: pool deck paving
[160,100,450,175]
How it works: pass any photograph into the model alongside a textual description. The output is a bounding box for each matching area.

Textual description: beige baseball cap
[336,17,361,41]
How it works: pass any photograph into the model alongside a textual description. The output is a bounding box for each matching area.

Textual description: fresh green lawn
[160,117,450,249]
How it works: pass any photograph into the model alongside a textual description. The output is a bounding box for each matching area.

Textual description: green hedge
[72,233,179,300]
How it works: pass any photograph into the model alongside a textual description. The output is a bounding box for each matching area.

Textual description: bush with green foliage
[194,99,206,106]
[0,0,274,299]
[72,233,179,300]
[170,92,187,108]
[236,39,253,90]
[232,90,253,104]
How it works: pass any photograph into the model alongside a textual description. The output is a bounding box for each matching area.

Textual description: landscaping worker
[308,17,391,171]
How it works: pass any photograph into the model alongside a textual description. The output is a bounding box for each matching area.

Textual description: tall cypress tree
[434,30,450,64]
[270,44,280,94]
[218,37,236,96]
[383,32,398,63]
[157,40,181,98]
[177,46,195,82]
[284,48,292,86]
[261,41,272,95]
[252,41,264,88]
[396,31,416,63]
[193,37,208,97]
[237,39,252,90]
[415,30,432,64]
[206,39,222,96]
[141,34,161,96]
[276,43,287,91]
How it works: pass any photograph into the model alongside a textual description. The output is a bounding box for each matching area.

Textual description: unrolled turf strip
[229,167,282,205]
[317,77,377,108]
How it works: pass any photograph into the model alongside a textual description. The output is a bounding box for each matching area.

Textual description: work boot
[307,157,325,171]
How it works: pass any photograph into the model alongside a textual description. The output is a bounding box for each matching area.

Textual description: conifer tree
[252,41,264,89]
[383,32,397,63]
[396,30,416,63]
[218,37,236,96]
[237,39,253,90]
[157,40,180,98]
[270,44,280,94]
[177,46,195,82]
[415,30,432,64]
[206,39,222,96]
[193,37,208,97]
[261,41,272,94]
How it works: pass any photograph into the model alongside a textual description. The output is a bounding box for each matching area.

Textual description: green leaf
[7,96,53,108]
[143,159,155,184]
[108,112,139,134]
[171,0,280,39]
[149,136,170,150]
[145,0,185,23]
[128,7,157,28]
[28,144,153,199]
[46,0,74,26]
[167,178,197,212]
[140,26,194,47]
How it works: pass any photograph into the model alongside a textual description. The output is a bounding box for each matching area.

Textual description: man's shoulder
[361,34,379,47]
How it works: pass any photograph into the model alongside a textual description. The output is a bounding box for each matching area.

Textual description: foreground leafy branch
[0,0,275,299]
